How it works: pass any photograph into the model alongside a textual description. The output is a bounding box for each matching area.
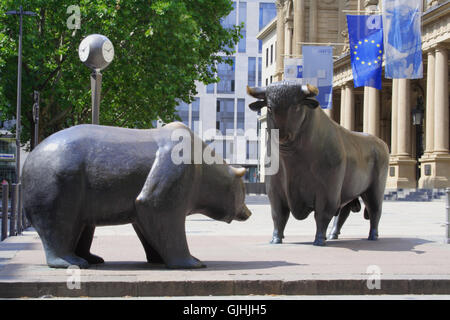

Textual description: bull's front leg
[313,210,334,246]
[269,196,290,244]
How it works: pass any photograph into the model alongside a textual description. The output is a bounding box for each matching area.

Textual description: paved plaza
[0,197,449,298]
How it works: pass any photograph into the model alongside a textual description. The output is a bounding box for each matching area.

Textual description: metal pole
[91,71,102,125]
[9,183,17,237]
[33,91,40,148]
[446,188,450,244]
[15,6,23,186]
[2,182,9,241]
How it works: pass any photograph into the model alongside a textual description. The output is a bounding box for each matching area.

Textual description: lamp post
[6,6,37,184]
[78,34,114,124]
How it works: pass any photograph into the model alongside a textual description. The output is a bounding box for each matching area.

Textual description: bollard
[446,188,450,244]
[17,183,23,233]
[9,183,17,236]
[1,181,9,241]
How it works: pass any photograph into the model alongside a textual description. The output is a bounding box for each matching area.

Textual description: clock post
[78,34,114,125]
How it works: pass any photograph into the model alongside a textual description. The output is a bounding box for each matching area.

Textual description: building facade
[258,0,450,189]
[175,0,277,183]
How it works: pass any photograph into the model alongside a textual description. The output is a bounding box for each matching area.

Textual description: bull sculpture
[22,122,252,269]
[247,82,389,246]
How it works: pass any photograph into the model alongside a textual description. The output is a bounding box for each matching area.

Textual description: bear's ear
[230,166,246,177]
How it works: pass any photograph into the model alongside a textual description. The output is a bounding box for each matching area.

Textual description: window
[248,57,256,87]
[270,76,272,84]
[220,2,237,52]
[216,98,235,136]
[270,44,273,65]
[238,2,247,53]
[175,101,189,126]
[266,47,269,67]
[217,57,235,94]
[258,57,262,87]
[191,98,200,134]
[206,83,214,94]
[266,78,268,86]
[237,99,245,134]
[259,3,277,53]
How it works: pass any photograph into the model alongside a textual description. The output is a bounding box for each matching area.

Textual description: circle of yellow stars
[353,39,382,66]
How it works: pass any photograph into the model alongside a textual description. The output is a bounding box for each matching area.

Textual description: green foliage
[0,0,241,147]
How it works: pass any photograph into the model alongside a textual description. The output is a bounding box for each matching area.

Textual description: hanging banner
[347,15,384,90]
[302,46,333,109]
[382,0,423,79]
[284,58,303,81]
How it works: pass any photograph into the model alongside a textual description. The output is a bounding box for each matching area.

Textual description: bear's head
[194,165,252,223]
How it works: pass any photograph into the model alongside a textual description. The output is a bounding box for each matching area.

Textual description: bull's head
[247,82,319,145]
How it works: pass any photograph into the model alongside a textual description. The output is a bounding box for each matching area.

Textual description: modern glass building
[176,0,276,183]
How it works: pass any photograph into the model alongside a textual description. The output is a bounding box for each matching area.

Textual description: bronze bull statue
[247,82,389,246]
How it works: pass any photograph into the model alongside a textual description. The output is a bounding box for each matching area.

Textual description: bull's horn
[232,167,246,178]
[301,84,319,97]
[246,86,266,99]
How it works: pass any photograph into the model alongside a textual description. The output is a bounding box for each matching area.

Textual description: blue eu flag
[347,15,384,90]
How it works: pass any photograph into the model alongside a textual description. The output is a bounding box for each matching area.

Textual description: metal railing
[1,181,29,241]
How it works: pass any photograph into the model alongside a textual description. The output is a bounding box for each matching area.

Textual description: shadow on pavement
[317,237,434,254]
[92,260,302,271]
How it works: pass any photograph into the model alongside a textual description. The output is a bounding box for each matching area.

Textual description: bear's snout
[235,205,252,221]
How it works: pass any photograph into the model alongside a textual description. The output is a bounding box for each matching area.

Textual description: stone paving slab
[0,201,449,297]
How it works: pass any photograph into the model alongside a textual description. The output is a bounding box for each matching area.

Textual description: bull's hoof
[368,231,379,241]
[270,236,283,244]
[313,237,326,246]
[328,232,339,240]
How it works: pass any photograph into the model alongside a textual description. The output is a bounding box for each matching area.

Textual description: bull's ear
[249,100,266,111]
[303,98,319,109]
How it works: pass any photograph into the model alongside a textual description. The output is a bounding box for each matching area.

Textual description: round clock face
[102,40,114,63]
[78,38,90,62]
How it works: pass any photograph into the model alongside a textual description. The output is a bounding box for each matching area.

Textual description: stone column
[397,79,411,157]
[340,85,346,127]
[368,87,380,137]
[293,0,304,57]
[387,79,417,189]
[344,85,355,131]
[363,87,370,133]
[391,79,398,156]
[275,1,285,81]
[424,50,435,155]
[285,19,293,58]
[433,46,449,155]
[309,0,318,43]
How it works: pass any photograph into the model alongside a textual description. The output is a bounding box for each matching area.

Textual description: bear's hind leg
[75,225,104,264]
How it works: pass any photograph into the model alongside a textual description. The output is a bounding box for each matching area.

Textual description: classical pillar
[284,19,293,58]
[424,50,435,155]
[275,1,285,81]
[368,87,380,137]
[419,46,450,188]
[391,79,398,156]
[363,87,370,133]
[340,85,346,127]
[433,46,449,155]
[397,79,411,157]
[309,0,318,43]
[293,0,304,57]
[344,85,355,131]
[386,79,417,189]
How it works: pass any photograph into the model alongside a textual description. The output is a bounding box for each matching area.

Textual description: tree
[0,0,241,149]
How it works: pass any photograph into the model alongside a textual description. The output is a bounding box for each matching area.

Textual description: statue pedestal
[386,156,417,189]
[418,153,450,189]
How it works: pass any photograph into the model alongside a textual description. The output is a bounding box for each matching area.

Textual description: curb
[1,279,450,298]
